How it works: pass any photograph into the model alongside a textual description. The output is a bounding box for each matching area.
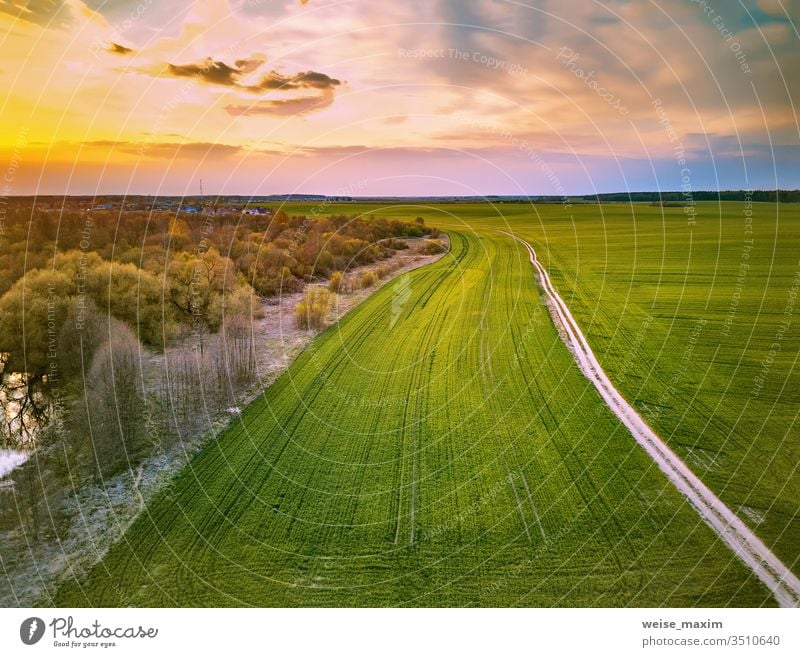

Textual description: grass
[55,223,774,607]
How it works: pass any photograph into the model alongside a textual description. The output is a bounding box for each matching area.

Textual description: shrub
[328,271,344,293]
[422,239,446,255]
[385,238,409,250]
[295,286,333,330]
[358,270,378,289]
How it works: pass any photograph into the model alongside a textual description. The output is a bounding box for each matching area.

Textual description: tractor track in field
[409,389,419,545]
[478,312,534,543]
[503,231,800,608]
[394,259,457,545]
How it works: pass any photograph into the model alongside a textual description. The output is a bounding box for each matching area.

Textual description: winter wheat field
[3,200,798,609]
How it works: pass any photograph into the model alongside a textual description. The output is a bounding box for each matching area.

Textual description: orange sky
[1,0,797,195]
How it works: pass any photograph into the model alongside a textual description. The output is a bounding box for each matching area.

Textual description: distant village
[25,194,358,215]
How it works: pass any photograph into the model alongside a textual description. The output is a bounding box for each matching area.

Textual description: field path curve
[504,231,800,608]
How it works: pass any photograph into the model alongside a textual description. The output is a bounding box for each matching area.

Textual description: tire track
[504,231,800,608]
[393,245,469,545]
[409,388,419,545]
[478,310,533,543]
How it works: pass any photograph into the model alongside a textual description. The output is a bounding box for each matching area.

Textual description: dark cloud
[161,56,342,117]
[109,42,134,55]
[251,71,301,90]
[245,69,342,92]
[162,57,340,95]
[292,71,340,89]
[166,58,245,86]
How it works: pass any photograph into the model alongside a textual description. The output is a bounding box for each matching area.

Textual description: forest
[0,200,432,469]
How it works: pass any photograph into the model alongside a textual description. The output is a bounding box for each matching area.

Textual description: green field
[54,202,796,607]
[504,201,800,574]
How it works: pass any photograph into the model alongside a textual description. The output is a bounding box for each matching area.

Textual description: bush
[295,286,333,330]
[328,271,344,293]
[385,238,409,250]
[422,239,446,255]
[358,270,378,289]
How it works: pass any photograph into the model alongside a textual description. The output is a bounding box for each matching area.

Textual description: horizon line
[4,188,798,199]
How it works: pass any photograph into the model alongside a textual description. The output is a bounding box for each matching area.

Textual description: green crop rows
[54,214,780,606]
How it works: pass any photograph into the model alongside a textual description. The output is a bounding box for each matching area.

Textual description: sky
[0,0,797,196]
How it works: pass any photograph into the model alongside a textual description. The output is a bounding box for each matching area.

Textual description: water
[0,450,29,478]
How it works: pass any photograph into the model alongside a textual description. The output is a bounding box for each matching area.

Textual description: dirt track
[506,231,800,608]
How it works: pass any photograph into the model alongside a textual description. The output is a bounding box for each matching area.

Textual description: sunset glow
[1,0,798,195]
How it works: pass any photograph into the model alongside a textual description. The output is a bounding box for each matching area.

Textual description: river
[0,449,29,479]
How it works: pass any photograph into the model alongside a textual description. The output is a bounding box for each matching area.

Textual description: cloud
[38,138,286,161]
[225,91,335,116]
[124,140,246,159]
[1,0,120,28]
[160,55,342,117]
[384,115,408,124]
[0,0,71,26]
[246,69,341,92]
[161,56,340,95]
[166,57,248,86]
[108,42,133,55]
[291,70,341,89]
[757,0,798,18]
[234,56,265,74]
[64,139,250,159]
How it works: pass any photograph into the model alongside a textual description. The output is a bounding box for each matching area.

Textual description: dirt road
[506,232,800,608]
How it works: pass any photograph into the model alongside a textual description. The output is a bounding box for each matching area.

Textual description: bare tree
[82,324,145,479]
[222,314,256,391]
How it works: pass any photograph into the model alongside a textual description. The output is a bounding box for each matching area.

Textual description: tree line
[581,190,800,203]
[0,203,432,476]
